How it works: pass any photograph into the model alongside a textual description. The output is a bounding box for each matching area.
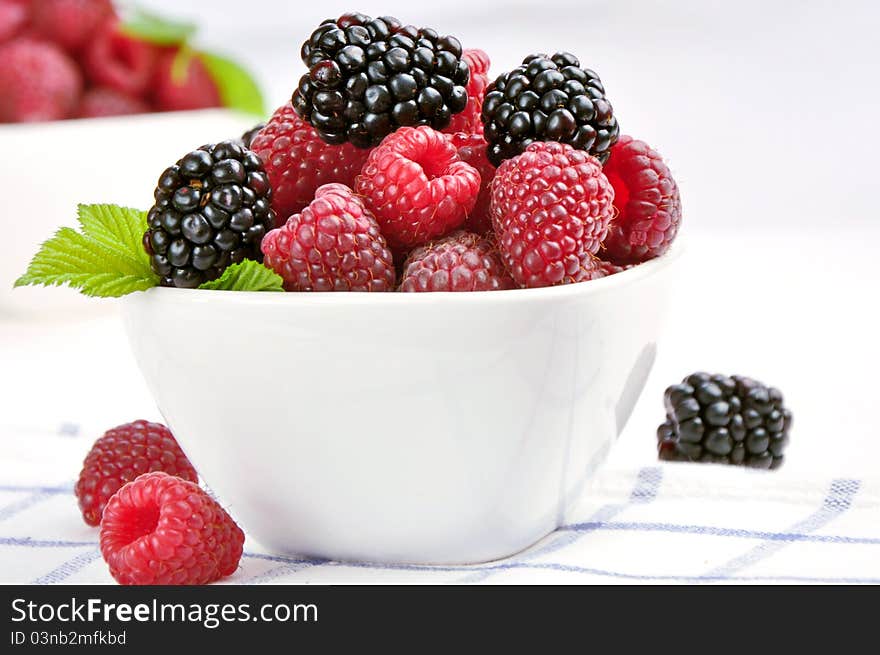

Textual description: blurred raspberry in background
[31,0,114,53]
[0,0,29,43]
[151,47,221,112]
[0,0,263,122]
[0,38,82,122]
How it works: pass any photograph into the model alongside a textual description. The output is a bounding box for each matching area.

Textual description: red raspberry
[444,48,490,136]
[100,472,244,585]
[568,255,608,282]
[76,86,149,118]
[0,1,28,44]
[461,47,490,77]
[75,420,198,527]
[83,19,157,97]
[491,141,615,288]
[400,230,514,292]
[0,38,82,122]
[355,126,481,251]
[151,47,221,112]
[250,103,371,223]
[595,258,634,277]
[449,131,495,235]
[261,183,396,292]
[31,0,113,53]
[567,255,634,282]
[601,135,682,264]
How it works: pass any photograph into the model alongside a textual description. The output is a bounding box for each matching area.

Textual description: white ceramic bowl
[1,109,257,318]
[121,246,681,564]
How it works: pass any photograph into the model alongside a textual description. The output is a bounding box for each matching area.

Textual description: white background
[2,1,879,476]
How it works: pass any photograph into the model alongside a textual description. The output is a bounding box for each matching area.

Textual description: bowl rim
[127,241,683,307]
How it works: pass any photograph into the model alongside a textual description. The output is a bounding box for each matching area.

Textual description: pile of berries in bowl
[18,9,682,295]
[18,10,701,576]
[140,12,681,292]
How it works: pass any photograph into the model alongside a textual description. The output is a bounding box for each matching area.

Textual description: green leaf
[119,7,197,46]
[14,204,159,298]
[197,51,266,118]
[198,260,283,292]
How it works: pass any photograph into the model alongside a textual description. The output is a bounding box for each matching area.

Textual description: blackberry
[658,373,792,469]
[481,52,619,167]
[143,140,276,288]
[239,122,266,149]
[292,12,470,148]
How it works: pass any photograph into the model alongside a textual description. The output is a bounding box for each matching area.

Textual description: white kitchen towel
[1,422,878,585]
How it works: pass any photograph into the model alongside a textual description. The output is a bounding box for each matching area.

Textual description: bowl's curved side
[121,254,679,564]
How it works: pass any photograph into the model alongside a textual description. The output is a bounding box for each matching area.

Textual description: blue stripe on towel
[3,528,878,584]
[246,562,320,584]
[32,548,103,584]
[333,555,880,584]
[0,537,97,547]
[0,483,72,494]
[702,478,861,579]
[0,492,54,522]
[561,520,880,545]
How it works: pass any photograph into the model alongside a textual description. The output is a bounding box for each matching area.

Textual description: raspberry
[31,0,113,53]
[262,183,395,292]
[75,420,197,527]
[250,103,371,222]
[355,126,480,251]
[293,13,470,148]
[601,135,682,264]
[482,52,619,167]
[0,1,28,44]
[571,255,608,282]
[0,39,82,122]
[449,131,495,235]
[152,48,221,112]
[491,141,614,288]
[443,49,490,135]
[76,86,149,118]
[144,140,276,288]
[83,18,157,96]
[658,373,791,469]
[595,258,633,277]
[100,472,244,585]
[460,47,490,77]
[400,230,514,292]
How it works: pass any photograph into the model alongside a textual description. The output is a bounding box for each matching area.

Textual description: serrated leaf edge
[14,204,159,297]
[198,260,283,292]
[75,204,154,278]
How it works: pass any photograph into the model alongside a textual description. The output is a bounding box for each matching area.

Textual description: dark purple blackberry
[292,12,470,148]
[143,140,276,289]
[239,122,266,149]
[481,52,619,167]
[658,373,792,469]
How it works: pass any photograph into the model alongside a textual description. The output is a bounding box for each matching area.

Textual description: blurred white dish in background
[122,245,681,564]
[0,109,258,320]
